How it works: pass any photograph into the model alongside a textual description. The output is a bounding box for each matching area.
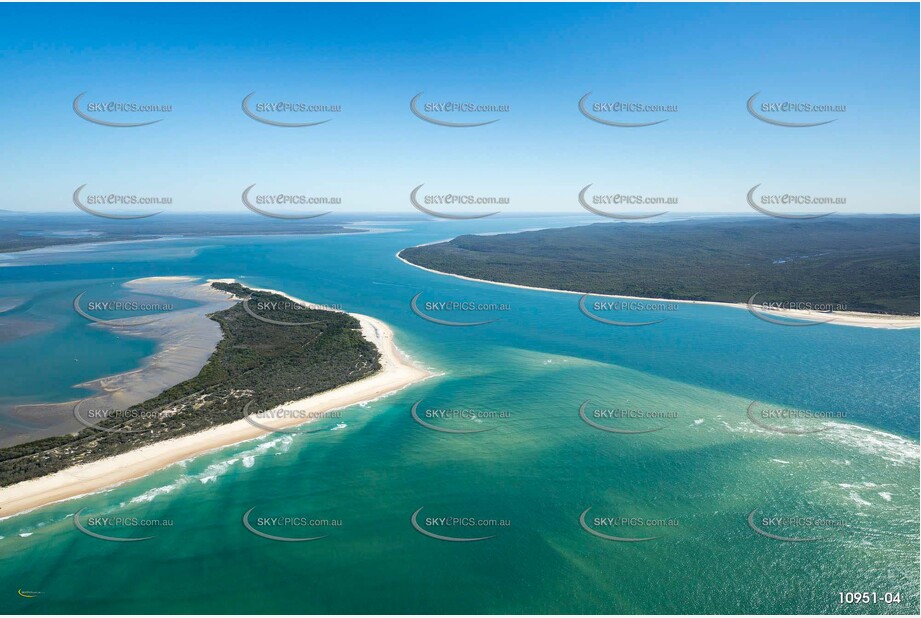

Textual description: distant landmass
[399,216,920,316]
[0,213,364,253]
[0,282,381,487]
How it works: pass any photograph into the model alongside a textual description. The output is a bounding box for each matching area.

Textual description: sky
[0,2,918,216]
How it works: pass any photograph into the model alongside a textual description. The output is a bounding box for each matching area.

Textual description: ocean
[0,216,917,614]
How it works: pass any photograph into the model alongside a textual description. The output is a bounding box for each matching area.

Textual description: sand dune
[0,278,431,518]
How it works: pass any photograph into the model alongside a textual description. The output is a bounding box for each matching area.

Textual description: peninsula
[0,280,430,516]
[398,217,919,327]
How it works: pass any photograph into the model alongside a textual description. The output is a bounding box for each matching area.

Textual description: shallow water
[0,217,917,614]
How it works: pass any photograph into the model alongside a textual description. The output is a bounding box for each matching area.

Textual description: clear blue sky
[0,2,917,214]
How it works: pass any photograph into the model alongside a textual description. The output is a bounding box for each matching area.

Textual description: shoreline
[0,278,433,518]
[395,247,919,330]
[2,276,234,447]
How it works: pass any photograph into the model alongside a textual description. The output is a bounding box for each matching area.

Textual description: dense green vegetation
[0,283,380,486]
[399,217,919,315]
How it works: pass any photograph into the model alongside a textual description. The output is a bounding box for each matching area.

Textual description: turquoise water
[0,218,918,614]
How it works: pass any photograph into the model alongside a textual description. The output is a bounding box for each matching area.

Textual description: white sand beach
[2,276,235,446]
[395,249,919,330]
[0,278,432,518]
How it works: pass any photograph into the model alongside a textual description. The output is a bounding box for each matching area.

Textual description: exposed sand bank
[0,278,432,518]
[396,249,919,330]
[2,277,234,446]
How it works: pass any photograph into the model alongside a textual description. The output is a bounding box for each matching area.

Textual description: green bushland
[399,217,919,315]
[0,282,380,487]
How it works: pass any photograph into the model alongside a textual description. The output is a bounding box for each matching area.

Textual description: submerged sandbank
[0,278,432,518]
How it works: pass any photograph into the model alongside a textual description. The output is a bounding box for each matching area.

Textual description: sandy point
[0,279,433,519]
